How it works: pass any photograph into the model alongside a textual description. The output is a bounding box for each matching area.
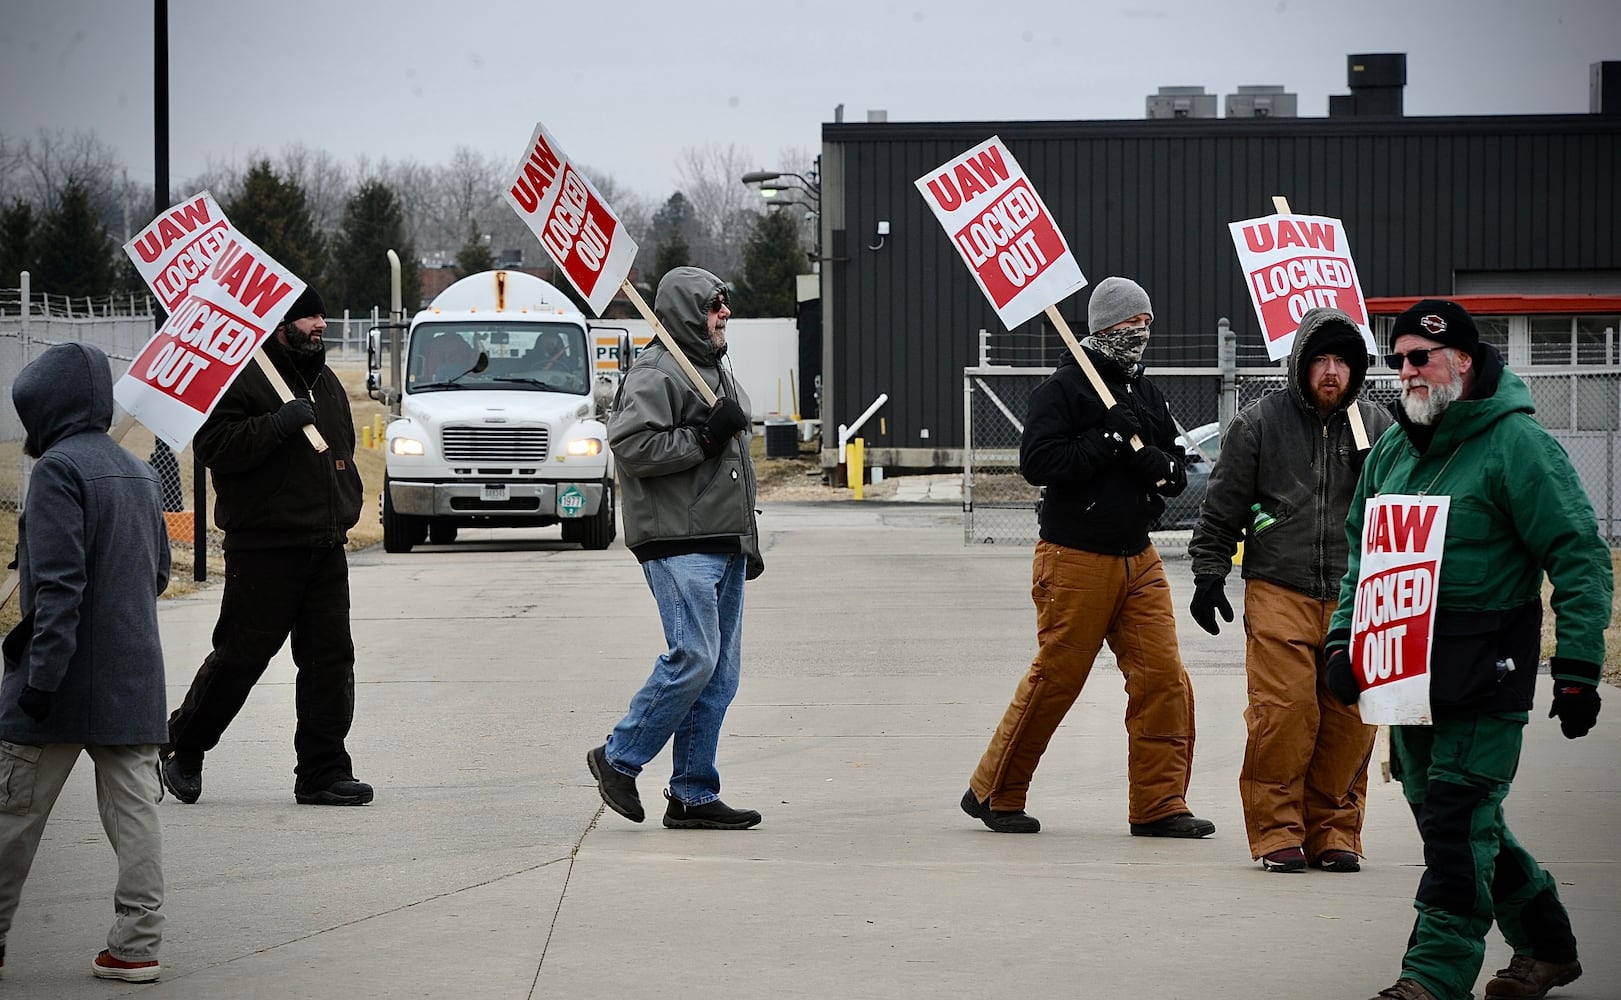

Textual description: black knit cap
[1389,298,1479,357]
[1309,322,1367,363]
[282,285,326,325]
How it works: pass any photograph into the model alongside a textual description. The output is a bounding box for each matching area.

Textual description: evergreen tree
[224,159,327,289]
[648,192,695,291]
[0,200,34,284]
[327,178,419,315]
[731,209,805,317]
[31,177,113,298]
[452,219,494,278]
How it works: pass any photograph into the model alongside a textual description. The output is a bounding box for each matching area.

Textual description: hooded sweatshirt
[0,342,170,744]
[608,266,762,575]
[1189,308,1394,599]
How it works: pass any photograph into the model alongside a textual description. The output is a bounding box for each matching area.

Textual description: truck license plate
[481,484,509,502]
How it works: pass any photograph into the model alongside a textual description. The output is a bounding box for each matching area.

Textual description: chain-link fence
[965,363,1621,550]
[0,293,223,577]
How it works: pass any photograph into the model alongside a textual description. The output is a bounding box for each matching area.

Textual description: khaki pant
[969,541,1197,824]
[1239,579,1376,859]
[0,742,165,961]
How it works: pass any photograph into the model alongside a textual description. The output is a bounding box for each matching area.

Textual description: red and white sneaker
[92,949,161,983]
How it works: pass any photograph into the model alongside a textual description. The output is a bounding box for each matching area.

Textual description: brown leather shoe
[1484,954,1582,999]
[1368,978,1438,1000]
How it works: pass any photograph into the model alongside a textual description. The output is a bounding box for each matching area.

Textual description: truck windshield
[406,322,589,395]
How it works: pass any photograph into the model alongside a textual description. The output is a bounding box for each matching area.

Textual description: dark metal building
[815,112,1621,468]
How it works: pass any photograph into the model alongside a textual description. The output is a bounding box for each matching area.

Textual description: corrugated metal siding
[822,115,1621,457]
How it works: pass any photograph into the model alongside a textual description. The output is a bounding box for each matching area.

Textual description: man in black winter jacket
[961,277,1215,839]
[161,285,372,807]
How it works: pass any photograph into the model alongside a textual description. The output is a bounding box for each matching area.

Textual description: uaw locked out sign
[1229,212,1373,361]
[1350,495,1450,725]
[915,136,1085,330]
[504,122,639,318]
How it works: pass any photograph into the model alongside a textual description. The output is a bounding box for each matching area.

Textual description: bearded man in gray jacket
[1187,308,1392,875]
[0,343,171,983]
[588,266,764,830]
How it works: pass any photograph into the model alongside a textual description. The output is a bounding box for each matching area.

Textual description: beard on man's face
[1400,362,1464,425]
[283,321,323,355]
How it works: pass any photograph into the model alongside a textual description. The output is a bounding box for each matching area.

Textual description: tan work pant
[969,541,1197,824]
[1239,578,1376,860]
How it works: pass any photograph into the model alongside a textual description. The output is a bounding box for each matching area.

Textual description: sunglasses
[1384,346,1450,370]
[707,291,731,313]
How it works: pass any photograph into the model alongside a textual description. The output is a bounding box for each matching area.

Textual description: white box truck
[367,269,621,553]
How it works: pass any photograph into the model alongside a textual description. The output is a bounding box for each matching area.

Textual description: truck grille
[441,427,550,463]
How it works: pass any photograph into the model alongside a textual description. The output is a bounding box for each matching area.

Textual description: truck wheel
[429,521,458,545]
[576,480,616,550]
[382,481,422,554]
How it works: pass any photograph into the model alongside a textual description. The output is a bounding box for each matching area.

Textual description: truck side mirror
[617,331,633,374]
[366,328,381,399]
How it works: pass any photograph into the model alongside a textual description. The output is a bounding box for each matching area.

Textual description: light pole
[741,158,821,266]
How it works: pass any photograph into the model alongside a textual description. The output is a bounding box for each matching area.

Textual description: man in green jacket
[1325,299,1611,1000]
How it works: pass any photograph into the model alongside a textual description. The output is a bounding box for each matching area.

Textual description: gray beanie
[1087,277,1154,334]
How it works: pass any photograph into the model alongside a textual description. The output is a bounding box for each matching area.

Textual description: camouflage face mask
[1087,324,1151,367]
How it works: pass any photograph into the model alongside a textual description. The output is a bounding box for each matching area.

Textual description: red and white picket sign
[1229,212,1373,361]
[503,122,639,318]
[1350,495,1450,725]
[915,136,1086,330]
[123,191,233,313]
[114,234,305,452]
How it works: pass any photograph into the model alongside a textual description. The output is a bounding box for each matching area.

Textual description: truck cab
[369,269,618,553]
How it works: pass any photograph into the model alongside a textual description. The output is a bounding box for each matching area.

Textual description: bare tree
[675,143,763,278]
[4,130,123,227]
[278,143,351,234]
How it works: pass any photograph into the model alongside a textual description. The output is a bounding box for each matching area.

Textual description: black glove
[1548,675,1601,739]
[1127,444,1177,490]
[1324,646,1360,705]
[270,398,316,439]
[1189,574,1233,636]
[696,397,749,458]
[1101,404,1141,452]
[18,684,52,722]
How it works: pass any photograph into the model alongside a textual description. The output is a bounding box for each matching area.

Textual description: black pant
[168,546,356,792]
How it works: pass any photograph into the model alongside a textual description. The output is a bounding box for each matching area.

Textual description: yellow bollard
[850,437,865,500]
[373,414,386,445]
[1233,541,1244,566]
[361,425,373,449]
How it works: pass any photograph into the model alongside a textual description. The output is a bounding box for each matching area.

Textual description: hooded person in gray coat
[0,342,170,983]
[589,266,764,831]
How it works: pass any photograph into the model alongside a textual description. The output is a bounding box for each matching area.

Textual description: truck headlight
[565,438,603,457]
[391,436,425,456]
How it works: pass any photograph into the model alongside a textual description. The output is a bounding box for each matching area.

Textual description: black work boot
[1129,813,1215,838]
[662,790,761,829]
[295,778,374,806]
[1485,954,1582,999]
[160,748,202,804]
[960,788,1040,833]
[587,745,644,822]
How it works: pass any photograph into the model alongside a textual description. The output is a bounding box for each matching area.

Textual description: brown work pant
[1239,578,1376,860]
[969,541,1196,824]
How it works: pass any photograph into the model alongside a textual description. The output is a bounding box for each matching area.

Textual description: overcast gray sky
[3,0,1617,202]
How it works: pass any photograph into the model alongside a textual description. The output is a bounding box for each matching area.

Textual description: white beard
[1400,367,1464,425]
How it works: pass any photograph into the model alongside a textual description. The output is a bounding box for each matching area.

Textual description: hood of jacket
[653,266,727,368]
[1288,307,1370,416]
[13,341,114,455]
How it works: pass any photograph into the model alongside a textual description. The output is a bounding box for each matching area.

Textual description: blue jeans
[605,552,746,806]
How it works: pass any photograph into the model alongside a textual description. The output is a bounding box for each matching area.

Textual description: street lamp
[741,159,821,266]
